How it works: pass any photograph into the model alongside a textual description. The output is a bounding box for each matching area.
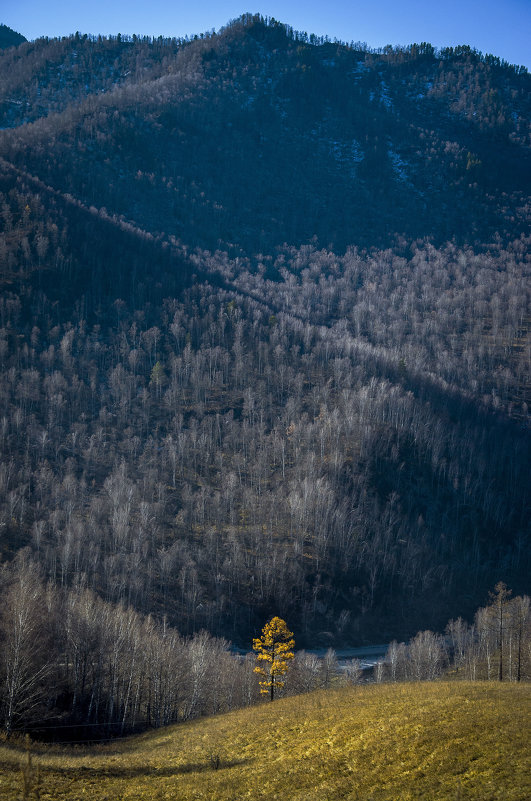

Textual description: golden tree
[253,617,295,701]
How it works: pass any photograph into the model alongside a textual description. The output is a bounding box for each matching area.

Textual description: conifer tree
[253,617,294,701]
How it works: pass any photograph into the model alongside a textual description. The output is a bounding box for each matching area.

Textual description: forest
[0,14,529,736]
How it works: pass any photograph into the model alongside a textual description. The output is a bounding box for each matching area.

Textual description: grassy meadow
[0,681,529,800]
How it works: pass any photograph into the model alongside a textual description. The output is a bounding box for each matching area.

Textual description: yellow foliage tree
[253,617,295,701]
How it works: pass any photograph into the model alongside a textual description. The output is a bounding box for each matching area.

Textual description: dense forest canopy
[0,13,529,666]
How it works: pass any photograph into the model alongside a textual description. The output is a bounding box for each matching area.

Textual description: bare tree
[510,595,530,682]
[0,556,55,736]
[343,658,363,685]
[489,582,512,682]
[407,630,447,681]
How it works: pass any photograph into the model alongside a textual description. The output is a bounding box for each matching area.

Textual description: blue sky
[3,1,530,68]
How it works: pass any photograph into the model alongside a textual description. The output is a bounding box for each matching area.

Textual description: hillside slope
[0,682,529,800]
[0,15,529,255]
[0,14,529,647]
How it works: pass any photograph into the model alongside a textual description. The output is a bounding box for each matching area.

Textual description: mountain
[0,15,529,255]
[0,15,529,647]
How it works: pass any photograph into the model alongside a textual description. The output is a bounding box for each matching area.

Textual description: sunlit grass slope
[0,682,529,800]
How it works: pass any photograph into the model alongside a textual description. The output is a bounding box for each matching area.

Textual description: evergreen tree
[253,617,295,701]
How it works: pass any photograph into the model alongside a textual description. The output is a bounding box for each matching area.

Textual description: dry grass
[0,681,529,800]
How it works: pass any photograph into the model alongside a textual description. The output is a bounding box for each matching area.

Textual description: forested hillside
[1,16,529,253]
[0,13,529,660]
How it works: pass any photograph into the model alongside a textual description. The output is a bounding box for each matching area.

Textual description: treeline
[0,552,259,739]
[292,583,531,691]
[1,552,528,740]
[379,583,531,683]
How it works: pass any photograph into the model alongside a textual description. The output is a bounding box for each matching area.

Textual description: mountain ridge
[1,15,529,256]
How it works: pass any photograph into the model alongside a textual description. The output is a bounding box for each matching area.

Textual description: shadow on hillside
[40,757,252,779]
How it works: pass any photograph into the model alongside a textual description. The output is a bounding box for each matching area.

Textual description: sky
[2,0,530,69]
